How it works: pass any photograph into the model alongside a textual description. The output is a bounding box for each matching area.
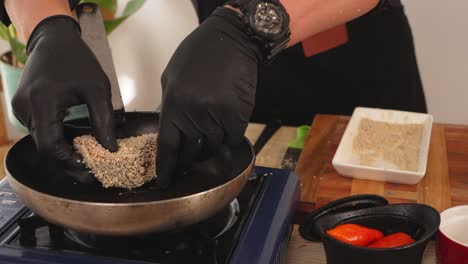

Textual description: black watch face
[253,2,284,36]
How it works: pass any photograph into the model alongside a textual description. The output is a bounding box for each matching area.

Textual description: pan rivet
[82,5,94,14]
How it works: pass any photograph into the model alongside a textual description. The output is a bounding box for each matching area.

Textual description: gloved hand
[156,7,263,188]
[12,15,117,183]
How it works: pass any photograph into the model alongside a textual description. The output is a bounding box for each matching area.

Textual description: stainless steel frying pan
[4,3,255,235]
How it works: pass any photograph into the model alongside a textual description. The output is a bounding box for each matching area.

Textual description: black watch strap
[227,0,250,9]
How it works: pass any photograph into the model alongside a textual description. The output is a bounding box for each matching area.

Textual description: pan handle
[252,120,282,155]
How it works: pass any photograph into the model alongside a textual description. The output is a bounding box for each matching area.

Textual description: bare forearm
[5,0,72,42]
[282,0,379,46]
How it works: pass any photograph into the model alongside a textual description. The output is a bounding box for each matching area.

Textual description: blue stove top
[0,167,299,264]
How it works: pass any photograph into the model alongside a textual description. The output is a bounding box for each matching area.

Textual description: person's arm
[5,0,73,42]
[282,0,379,46]
[227,0,379,47]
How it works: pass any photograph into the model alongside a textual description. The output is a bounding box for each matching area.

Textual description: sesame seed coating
[73,133,158,189]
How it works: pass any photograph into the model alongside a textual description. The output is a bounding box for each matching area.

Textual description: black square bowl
[315,204,440,264]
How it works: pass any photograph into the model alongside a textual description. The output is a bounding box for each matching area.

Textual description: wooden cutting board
[295,114,468,212]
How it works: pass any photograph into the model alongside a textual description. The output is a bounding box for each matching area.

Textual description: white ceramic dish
[332,107,433,185]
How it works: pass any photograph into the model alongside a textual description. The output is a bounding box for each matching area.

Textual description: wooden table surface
[245,114,468,264]
[295,115,468,212]
[1,115,467,263]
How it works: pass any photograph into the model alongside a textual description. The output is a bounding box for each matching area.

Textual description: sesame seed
[73,133,158,189]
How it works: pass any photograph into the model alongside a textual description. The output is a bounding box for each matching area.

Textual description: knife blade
[76,3,125,113]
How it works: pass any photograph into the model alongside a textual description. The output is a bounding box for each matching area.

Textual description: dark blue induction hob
[0,167,299,264]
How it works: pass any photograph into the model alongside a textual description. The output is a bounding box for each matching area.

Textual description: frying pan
[4,3,256,236]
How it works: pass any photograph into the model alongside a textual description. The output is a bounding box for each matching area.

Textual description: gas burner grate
[16,214,65,247]
[12,199,241,263]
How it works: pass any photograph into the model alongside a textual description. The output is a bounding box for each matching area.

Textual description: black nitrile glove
[156,7,263,188]
[12,15,117,183]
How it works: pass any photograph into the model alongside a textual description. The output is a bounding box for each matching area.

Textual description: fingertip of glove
[155,174,171,189]
[93,132,118,152]
[155,155,175,189]
[102,139,119,153]
[65,154,98,184]
[66,168,98,185]
[41,152,97,185]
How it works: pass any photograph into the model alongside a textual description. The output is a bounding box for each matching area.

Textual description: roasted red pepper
[326,224,384,247]
[368,232,415,248]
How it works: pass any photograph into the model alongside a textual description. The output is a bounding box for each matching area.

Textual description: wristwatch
[226,0,291,61]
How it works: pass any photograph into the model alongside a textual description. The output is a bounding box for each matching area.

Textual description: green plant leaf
[0,23,27,65]
[81,0,117,15]
[104,0,146,34]
[0,23,9,41]
[122,0,146,17]
[104,17,126,34]
[9,37,27,65]
[8,24,17,38]
[0,0,146,64]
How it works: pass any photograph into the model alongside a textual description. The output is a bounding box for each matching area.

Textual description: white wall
[111,0,468,123]
[402,0,468,124]
[109,0,198,111]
